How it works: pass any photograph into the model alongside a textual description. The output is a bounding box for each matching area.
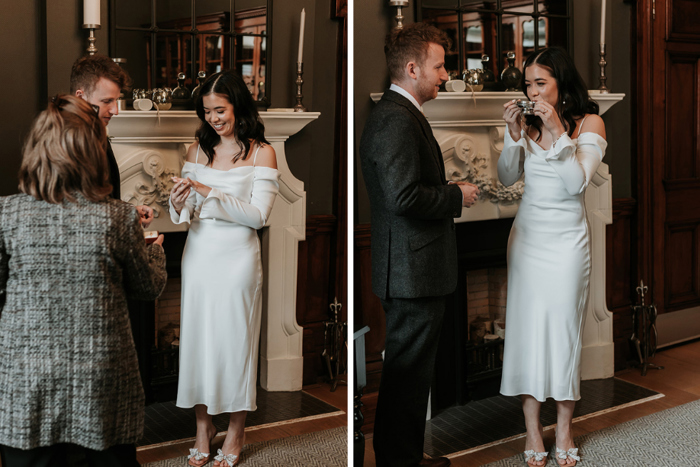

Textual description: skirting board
[657,306,700,348]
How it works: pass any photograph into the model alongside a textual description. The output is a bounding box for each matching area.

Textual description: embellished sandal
[187,448,210,466]
[554,446,580,466]
[523,449,548,466]
[213,449,239,467]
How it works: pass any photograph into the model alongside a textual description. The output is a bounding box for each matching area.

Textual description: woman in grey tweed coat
[0,95,167,466]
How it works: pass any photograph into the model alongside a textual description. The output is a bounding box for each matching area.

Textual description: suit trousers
[0,443,139,467]
[374,295,447,467]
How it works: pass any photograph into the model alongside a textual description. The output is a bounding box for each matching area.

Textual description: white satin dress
[170,145,279,414]
[497,120,607,402]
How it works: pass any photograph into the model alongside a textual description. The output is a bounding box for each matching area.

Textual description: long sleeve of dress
[498,128,527,187]
[121,210,168,301]
[169,163,200,224]
[199,167,280,229]
[545,132,608,196]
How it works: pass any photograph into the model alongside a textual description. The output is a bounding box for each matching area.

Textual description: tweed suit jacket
[0,193,167,450]
[360,89,463,300]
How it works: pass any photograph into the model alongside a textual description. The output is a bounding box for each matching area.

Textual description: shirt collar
[390,84,423,113]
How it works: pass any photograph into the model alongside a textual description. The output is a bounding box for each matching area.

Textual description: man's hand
[456,182,480,208]
[136,205,154,228]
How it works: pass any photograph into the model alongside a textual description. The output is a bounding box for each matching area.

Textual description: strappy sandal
[523,449,548,466]
[554,446,580,466]
[213,449,238,467]
[187,448,210,466]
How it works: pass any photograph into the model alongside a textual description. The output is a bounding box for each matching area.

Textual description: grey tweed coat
[0,193,167,450]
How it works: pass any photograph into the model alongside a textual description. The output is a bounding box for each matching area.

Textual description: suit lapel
[382,90,446,183]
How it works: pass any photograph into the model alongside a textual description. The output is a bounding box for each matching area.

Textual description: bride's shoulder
[185,141,200,163]
[578,114,605,139]
[253,143,277,170]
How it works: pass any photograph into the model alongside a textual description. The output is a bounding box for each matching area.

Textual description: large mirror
[417,0,572,86]
[110,0,272,106]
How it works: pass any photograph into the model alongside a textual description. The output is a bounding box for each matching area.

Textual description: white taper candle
[600,0,606,44]
[297,8,306,63]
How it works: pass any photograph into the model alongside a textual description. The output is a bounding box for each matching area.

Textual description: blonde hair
[19,94,112,204]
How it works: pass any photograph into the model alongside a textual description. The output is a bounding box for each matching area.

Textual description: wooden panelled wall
[297,5,347,387]
[606,198,638,371]
[297,215,346,386]
[354,198,640,434]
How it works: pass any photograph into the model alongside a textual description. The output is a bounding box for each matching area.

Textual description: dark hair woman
[0,95,167,467]
[520,46,600,143]
[194,71,269,167]
[497,48,607,467]
[168,70,279,467]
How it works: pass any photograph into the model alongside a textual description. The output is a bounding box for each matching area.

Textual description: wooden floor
[361,339,700,466]
[137,381,348,464]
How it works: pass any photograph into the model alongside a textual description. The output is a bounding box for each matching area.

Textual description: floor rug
[424,378,662,458]
[481,398,700,466]
[142,426,348,467]
[139,389,342,446]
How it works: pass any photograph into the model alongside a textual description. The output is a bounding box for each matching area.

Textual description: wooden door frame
[635,0,656,306]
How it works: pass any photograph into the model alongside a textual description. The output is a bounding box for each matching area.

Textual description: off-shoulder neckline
[183,161,278,172]
[523,131,604,153]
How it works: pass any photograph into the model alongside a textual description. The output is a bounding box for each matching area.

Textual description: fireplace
[108,109,319,394]
[368,91,625,413]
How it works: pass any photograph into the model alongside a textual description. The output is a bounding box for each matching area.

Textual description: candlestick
[389,0,409,30]
[294,62,306,112]
[83,0,100,26]
[82,0,101,55]
[597,43,610,94]
[600,0,606,45]
[297,9,306,64]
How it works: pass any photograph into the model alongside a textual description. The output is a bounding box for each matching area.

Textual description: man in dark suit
[360,23,479,467]
[70,55,157,408]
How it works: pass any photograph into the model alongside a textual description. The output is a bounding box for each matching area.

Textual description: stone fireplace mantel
[370,91,624,381]
[109,109,320,392]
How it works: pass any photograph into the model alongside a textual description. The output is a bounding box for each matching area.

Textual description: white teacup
[444,80,466,92]
[133,99,153,111]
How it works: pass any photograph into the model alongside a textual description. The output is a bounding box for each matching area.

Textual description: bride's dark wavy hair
[522,47,599,142]
[195,70,268,164]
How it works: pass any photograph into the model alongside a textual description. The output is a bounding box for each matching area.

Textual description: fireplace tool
[322,297,347,391]
[630,280,664,376]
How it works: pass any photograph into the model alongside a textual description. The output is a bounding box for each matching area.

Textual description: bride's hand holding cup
[532,100,566,140]
[503,99,523,142]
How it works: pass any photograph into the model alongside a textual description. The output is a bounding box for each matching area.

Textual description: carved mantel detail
[120,149,181,219]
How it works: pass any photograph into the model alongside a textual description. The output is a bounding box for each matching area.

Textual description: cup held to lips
[445,80,466,92]
[515,99,536,115]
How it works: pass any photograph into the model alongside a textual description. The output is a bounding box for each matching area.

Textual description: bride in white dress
[497,48,607,467]
[169,71,279,467]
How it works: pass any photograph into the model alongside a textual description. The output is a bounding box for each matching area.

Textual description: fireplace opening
[433,218,513,414]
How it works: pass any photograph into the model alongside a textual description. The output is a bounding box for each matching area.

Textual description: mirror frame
[416,0,573,81]
[109,0,273,108]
